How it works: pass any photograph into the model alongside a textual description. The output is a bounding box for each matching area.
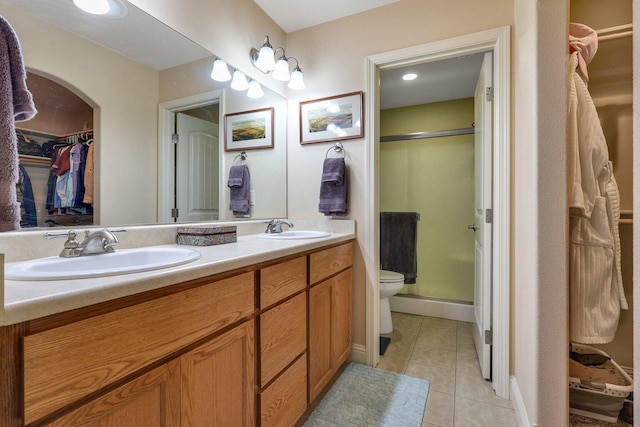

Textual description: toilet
[379,270,405,334]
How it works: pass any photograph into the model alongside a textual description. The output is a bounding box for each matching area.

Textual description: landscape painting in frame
[225,107,274,151]
[300,91,364,144]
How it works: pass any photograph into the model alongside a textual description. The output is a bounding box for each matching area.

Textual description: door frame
[158,89,224,223]
[364,26,511,398]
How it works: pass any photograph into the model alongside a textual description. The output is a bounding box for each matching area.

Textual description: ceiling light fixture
[73,0,127,17]
[402,73,418,81]
[250,35,305,90]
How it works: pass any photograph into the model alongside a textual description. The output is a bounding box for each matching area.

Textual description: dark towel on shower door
[380,211,419,284]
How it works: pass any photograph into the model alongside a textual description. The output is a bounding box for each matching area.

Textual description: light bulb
[210,58,231,82]
[231,70,249,91]
[272,58,291,81]
[288,67,305,90]
[247,80,264,99]
[73,0,110,15]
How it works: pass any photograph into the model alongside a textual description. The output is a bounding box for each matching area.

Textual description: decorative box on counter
[176,225,237,246]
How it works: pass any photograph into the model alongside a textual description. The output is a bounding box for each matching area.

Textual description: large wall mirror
[0,0,287,231]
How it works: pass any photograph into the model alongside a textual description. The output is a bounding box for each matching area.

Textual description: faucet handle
[44,230,76,240]
[106,228,127,234]
[45,230,81,257]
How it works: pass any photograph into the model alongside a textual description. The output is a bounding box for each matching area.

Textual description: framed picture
[299,91,364,144]
[224,107,274,151]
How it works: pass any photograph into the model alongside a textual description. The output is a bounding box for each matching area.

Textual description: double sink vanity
[0,219,355,426]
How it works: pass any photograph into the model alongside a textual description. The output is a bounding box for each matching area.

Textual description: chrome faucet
[264,219,294,234]
[45,228,125,257]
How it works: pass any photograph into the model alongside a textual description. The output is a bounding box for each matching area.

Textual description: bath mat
[304,362,429,427]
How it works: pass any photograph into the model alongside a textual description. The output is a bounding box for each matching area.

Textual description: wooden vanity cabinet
[21,271,256,426]
[308,243,353,402]
[1,239,354,427]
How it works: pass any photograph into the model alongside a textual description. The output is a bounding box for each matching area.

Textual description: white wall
[512,0,568,424]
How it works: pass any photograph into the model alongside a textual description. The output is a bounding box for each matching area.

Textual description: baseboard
[349,344,367,364]
[389,295,474,322]
[511,376,533,427]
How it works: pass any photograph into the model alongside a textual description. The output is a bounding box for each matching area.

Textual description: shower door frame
[364,26,511,399]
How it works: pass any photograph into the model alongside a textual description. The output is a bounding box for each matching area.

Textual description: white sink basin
[257,230,331,240]
[5,247,201,281]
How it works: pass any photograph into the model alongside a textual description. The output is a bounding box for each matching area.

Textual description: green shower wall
[380,98,475,302]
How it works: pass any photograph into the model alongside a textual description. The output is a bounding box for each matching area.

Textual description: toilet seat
[380,270,404,283]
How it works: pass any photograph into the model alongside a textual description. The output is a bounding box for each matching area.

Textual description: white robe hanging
[568,51,627,344]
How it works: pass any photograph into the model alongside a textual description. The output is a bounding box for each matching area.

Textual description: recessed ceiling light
[73,0,128,18]
[402,73,418,81]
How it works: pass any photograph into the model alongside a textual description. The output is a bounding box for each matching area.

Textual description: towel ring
[233,151,248,164]
[325,142,345,158]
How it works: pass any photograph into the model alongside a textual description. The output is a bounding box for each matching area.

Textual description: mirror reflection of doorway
[158,90,222,224]
[174,105,219,222]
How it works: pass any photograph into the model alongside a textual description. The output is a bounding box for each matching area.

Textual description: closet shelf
[19,154,50,166]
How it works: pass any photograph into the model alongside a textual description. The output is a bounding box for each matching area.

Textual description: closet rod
[380,126,474,143]
[597,24,632,41]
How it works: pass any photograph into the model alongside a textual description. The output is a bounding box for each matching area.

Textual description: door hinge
[485,208,493,224]
[172,134,179,144]
[485,86,494,102]
[484,330,493,345]
[171,208,179,218]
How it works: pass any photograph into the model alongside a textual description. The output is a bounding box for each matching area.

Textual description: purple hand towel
[228,165,250,216]
[322,157,344,185]
[227,164,245,188]
[0,15,37,231]
[319,158,348,216]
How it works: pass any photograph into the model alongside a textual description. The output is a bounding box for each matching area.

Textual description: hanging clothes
[17,164,36,227]
[568,23,627,344]
[0,15,37,231]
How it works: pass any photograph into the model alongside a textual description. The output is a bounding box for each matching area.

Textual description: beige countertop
[1,220,355,326]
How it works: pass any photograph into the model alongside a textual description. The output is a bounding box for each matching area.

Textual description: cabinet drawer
[309,241,353,285]
[23,272,255,425]
[260,293,306,386]
[260,256,306,309]
[260,354,307,427]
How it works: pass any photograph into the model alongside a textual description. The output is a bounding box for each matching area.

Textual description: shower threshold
[396,293,473,305]
[391,294,474,322]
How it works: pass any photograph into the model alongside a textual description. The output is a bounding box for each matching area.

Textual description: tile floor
[376,312,518,427]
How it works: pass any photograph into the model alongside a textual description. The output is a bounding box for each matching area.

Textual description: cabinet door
[48,361,180,427]
[181,321,255,427]
[332,268,353,368]
[308,279,333,402]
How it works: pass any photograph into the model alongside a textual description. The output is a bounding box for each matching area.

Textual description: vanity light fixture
[73,0,127,17]
[210,58,231,82]
[230,70,250,91]
[247,80,264,99]
[250,35,305,90]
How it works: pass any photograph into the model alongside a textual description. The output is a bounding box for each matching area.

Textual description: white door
[472,52,493,380]
[176,112,219,222]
